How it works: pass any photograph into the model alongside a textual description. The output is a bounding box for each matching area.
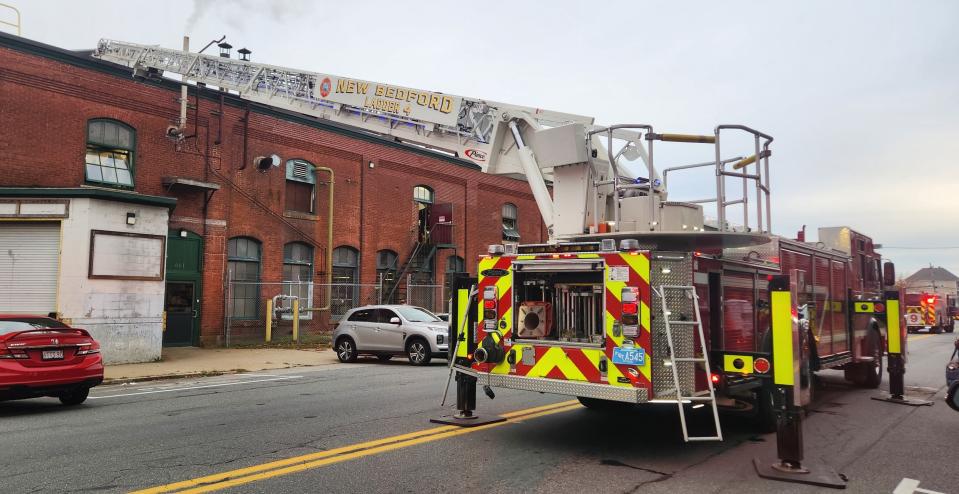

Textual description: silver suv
[333,305,448,365]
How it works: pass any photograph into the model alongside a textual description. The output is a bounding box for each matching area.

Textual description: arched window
[227,237,261,319]
[285,159,316,214]
[331,246,359,317]
[502,203,519,241]
[283,242,314,314]
[413,185,433,204]
[377,250,399,304]
[85,119,135,188]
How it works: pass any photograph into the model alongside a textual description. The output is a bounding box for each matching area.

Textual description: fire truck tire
[847,329,883,388]
[406,337,432,366]
[335,336,358,363]
[932,326,943,334]
[947,323,955,333]
[577,397,633,411]
[754,385,777,434]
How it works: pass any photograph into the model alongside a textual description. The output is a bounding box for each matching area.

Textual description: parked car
[947,338,959,412]
[0,315,104,405]
[333,305,448,365]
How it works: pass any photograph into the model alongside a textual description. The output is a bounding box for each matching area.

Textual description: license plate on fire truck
[612,347,645,366]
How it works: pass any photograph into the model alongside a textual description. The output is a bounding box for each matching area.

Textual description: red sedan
[0,315,104,405]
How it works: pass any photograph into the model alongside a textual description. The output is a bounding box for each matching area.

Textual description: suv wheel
[336,337,358,363]
[407,338,432,366]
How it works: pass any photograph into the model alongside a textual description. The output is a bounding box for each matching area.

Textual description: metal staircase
[385,242,438,304]
[657,285,723,442]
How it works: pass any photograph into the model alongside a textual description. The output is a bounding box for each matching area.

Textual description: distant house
[904,266,959,297]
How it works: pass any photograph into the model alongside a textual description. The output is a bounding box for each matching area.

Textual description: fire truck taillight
[621,287,639,330]
[483,286,498,323]
[754,357,771,374]
[710,373,721,384]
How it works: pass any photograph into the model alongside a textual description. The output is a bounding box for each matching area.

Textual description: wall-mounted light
[179,229,189,238]
[254,154,281,172]
[126,212,137,226]
[369,161,375,169]
[237,47,251,62]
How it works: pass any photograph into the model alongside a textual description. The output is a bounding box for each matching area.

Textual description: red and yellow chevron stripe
[473,252,654,395]
[920,299,936,325]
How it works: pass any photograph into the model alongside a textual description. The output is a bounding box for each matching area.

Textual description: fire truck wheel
[406,338,432,366]
[754,385,777,434]
[577,397,633,411]
[947,323,955,333]
[847,329,883,388]
[335,337,358,363]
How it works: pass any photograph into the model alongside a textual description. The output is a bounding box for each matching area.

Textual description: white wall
[905,280,958,298]
[59,198,168,364]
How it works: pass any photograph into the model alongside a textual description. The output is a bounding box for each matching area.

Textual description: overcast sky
[4,0,958,277]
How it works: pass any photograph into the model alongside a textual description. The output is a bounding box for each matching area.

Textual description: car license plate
[612,347,645,366]
[42,350,64,360]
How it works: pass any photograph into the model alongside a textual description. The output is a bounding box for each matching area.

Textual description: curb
[102,370,234,386]
[101,360,342,386]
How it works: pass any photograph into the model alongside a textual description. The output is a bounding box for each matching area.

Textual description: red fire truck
[904,292,956,334]
[93,41,900,441]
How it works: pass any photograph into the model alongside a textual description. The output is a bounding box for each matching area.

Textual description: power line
[882,246,959,250]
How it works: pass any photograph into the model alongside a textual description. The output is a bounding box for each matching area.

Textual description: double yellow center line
[133,400,581,493]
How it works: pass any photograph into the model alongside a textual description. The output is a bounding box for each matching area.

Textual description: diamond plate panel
[650,252,695,397]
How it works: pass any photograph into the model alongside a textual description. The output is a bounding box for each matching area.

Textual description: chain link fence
[406,282,447,315]
[223,279,450,346]
[224,281,383,346]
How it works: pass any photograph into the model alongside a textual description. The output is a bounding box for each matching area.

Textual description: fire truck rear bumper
[455,366,649,403]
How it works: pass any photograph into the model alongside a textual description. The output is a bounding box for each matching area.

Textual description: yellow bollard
[265,299,273,343]
[292,298,300,343]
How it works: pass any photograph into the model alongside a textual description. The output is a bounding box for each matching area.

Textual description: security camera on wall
[254,154,281,172]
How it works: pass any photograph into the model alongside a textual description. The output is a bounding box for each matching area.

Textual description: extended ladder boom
[93,39,593,178]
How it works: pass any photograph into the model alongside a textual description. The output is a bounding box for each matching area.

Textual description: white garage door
[0,222,60,314]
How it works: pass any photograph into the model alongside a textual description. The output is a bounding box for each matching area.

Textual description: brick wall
[0,39,546,346]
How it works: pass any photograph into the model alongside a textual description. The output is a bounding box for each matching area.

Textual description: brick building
[0,32,545,362]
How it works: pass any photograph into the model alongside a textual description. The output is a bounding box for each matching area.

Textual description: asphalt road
[2,334,956,494]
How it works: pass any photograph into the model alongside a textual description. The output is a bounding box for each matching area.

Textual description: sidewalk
[104,347,340,383]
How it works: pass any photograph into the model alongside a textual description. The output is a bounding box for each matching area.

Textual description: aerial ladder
[93,38,772,244]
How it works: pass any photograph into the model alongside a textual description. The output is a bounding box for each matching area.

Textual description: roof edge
[0,32,482,172]
[0,187,178,210]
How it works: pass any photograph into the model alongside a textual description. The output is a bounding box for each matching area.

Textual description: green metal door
[165,230,203,346]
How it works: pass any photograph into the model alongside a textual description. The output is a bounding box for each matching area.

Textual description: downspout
[360,160,366,281]
[312,167,335,312]
[239,106,250,170]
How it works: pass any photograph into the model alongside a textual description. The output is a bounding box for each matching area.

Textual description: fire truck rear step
[658,285,723,442]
